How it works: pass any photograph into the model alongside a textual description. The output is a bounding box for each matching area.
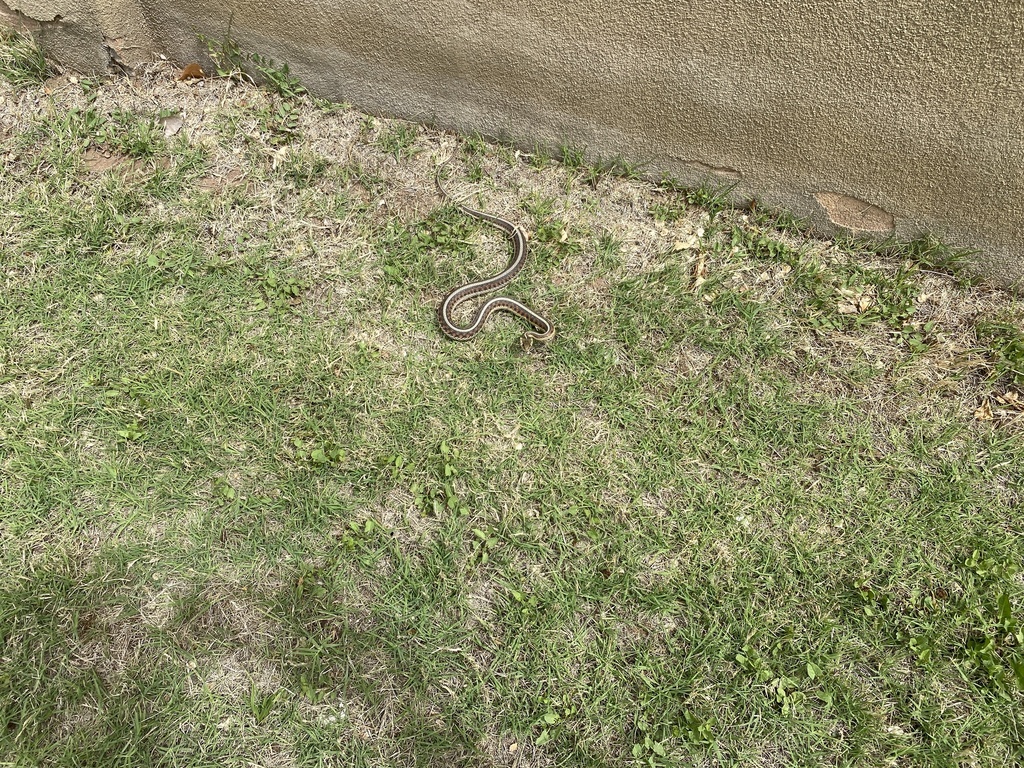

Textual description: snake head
[520,329,556,350]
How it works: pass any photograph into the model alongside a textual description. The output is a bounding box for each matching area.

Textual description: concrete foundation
[4,0,1022,288]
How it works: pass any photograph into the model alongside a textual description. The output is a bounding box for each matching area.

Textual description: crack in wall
[1,1,153,75]
[687,161,742,181]
[103,34,130,73]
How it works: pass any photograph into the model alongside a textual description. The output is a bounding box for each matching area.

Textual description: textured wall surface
[5,0,1023,287]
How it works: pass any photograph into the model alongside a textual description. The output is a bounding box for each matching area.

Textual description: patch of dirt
[197,165,245,191]
[83,146,132,173]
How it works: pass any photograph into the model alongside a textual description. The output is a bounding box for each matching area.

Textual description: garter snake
[434,163,555,345]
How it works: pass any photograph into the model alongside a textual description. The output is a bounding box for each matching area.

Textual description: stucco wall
[5,0,1023,288]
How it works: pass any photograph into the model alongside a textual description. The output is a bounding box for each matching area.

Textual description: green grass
[976,321,1024,386]
[0,30,52,88]
[2,38,1024,768]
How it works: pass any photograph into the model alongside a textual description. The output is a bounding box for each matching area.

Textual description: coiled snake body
[434,165,555,344]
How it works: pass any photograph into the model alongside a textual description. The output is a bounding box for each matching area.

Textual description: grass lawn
[2,34,1024,767]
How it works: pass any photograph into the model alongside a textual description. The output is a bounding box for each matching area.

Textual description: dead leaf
[836,285,875,314]
[995,391,1023,410]
[178,63,206,81]
[974,400,993,421]
[161,113,183,137]
[271,146,289,169]
[673,234,699,251]
[693,256,708,290]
